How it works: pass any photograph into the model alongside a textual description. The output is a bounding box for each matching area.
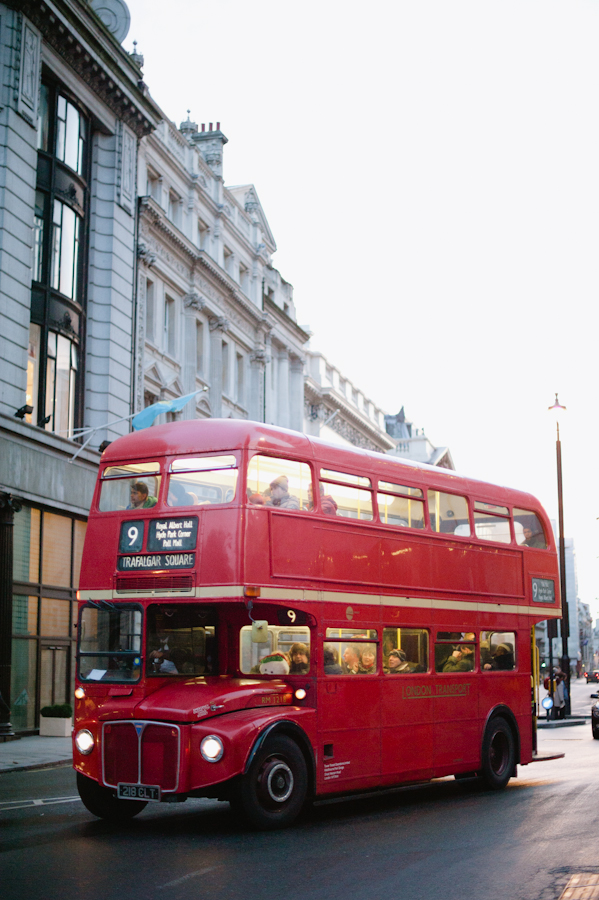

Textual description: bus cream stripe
[78,585,559,618]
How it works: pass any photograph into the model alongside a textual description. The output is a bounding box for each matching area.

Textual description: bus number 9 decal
[119,520,144,554]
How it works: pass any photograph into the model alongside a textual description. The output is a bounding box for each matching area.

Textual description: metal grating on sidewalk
[559,874,599,899]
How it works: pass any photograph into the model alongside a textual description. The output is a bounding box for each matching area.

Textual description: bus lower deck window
[481,631,516,670]
[239,625,310,674]
[383,627,428,673]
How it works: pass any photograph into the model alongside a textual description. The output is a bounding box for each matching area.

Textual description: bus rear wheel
[234,735,308,830]
[77,773,147,821]
[481,717,516,790]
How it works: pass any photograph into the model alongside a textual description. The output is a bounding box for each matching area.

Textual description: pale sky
[125,0,599,618]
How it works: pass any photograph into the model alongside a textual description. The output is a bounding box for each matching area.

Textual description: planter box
[39,717,72,737]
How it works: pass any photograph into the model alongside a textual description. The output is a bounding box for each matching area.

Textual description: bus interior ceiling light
[200,736,224,762]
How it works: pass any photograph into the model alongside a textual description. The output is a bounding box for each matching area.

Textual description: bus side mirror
[251,621,269,643]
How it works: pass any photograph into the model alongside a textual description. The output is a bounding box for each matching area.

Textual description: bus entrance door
[318,677,381,793]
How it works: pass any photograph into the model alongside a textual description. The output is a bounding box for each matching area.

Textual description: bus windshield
[146,604,217,676]
[78,605,142,682]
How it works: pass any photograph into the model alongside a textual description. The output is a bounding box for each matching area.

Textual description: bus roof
[100,418,544,511]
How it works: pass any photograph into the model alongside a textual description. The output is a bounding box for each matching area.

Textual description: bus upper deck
[80,418,560,619]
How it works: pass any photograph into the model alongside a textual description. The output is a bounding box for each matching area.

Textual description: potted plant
[39,703,73,737]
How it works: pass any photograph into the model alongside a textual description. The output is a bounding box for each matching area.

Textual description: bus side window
[324,628,378,674]
[239,625,310,674]
[247,456,312,512]
[383,627,428,673]
[428,491,470,536]
[168,455,238,507]
[513,509,547,548]
[435,632,476,673]
[481,631,516,671]
[319,470,373,521]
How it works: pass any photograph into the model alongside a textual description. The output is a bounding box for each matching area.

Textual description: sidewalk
[0,735,72,773]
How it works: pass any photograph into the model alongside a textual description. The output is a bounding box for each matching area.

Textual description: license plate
[117,783,161,801]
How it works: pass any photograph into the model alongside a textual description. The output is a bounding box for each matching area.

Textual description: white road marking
[158,866,218,888]
[0,796,80,811]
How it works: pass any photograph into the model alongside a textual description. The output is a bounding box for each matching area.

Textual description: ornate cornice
[304,380,396,452]
[18,0,161,136]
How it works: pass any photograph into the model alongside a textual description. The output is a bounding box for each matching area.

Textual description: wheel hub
[260,759,294,805]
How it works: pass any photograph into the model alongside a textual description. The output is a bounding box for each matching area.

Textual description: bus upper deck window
[99,463,161,512]
[247,455,312,512]
[319,470,373,521]
[168,455,238,507]
[377,482,425,529]
[473,501,511,544]
[428,490,470,536]
[513,509,547,548]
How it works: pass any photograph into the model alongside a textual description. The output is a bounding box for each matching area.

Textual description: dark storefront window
[26,80,89,438]
[11,505,86,732]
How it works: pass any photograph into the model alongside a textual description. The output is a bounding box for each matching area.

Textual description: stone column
[182,292,206,420]
[264,335,275,424]
[277,347,291,429]
[209,317,229,418]
[0,493,22,738]
[249,348,268,422]
[289,356,305,433]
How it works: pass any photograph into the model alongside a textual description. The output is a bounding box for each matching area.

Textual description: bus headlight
[75,729,95,755]
[200,735,224,762]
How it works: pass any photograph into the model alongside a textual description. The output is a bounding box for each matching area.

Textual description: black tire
[233,735,308,830]
[480,717,516,790]
[77,772,147,821]
[592,728,599,740]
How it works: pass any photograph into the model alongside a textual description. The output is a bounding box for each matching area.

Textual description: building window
[223,245,233,276]
[198,219,209,250]
[28,79,89,437]
[168,190,181,227]
[239,262,250,293]
[146,168,161,202]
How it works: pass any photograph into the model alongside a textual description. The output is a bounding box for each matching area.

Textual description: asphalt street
[1,679,598,900]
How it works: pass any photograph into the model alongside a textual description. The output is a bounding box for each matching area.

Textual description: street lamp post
[548,393,570,716]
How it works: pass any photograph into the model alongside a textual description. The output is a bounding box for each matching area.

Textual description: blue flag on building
[131,391,201,431]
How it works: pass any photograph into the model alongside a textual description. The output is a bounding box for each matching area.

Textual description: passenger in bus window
[128,481,157,509]
[308,484,338,516]
[522,526,546,548]
[148,646,178,674]
[358,646,377,674]
[168,480,195,507]
[289,642,310,674]
[387,649,411,673]
[342,644,361,674]
[265,476,300,510]
[442,644,474,673]
[247,487,265,505]
[483,643,515,671]
[323,646,343,674]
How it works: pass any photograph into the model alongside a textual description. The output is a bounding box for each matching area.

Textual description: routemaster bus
[73,419,561,828]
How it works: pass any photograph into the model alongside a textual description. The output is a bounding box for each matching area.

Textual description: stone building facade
[303,350,395,453]
[0,0,160,734]
[135,114,308,432]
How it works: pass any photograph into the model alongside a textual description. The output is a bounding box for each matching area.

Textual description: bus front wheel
[481,717,516,790]
[77,772,147,821]
[234,735,308,830]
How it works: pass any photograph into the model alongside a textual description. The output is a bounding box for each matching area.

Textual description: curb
[0,760,72,775]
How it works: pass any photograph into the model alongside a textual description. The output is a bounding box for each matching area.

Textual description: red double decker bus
[73,419,560,828]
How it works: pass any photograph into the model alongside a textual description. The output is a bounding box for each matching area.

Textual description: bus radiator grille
[103,722,180,791]
[115,575,193,593]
